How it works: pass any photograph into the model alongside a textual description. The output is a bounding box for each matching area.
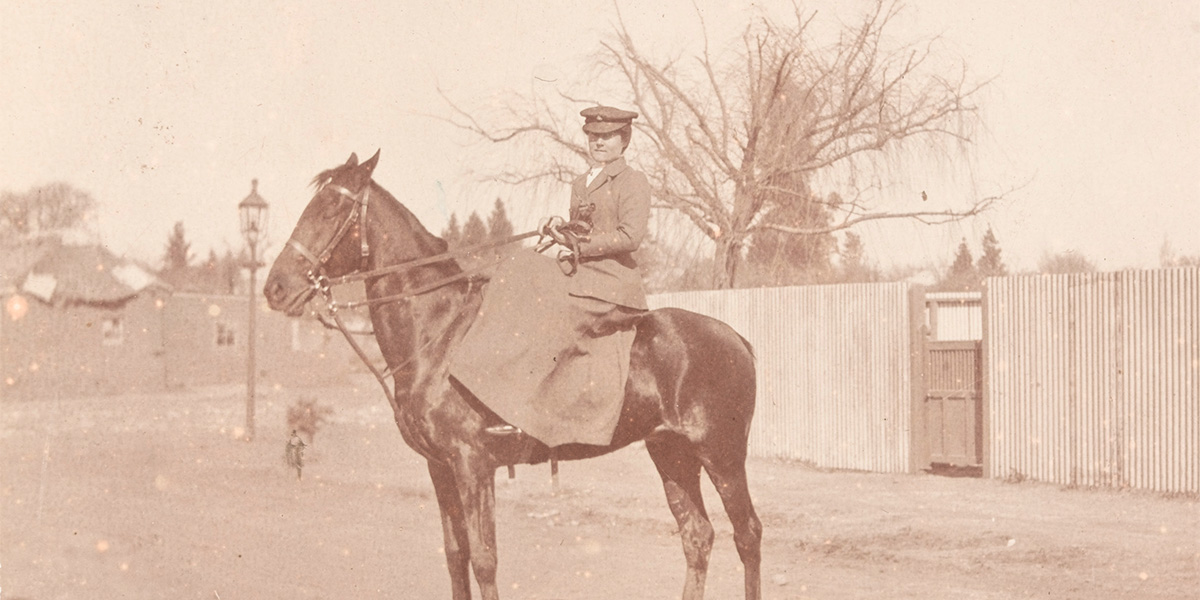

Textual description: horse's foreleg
[428,460,472,600]
[453,458,501,600]
[647,435,714,600]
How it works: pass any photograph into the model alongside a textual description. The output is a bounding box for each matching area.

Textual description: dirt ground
[2,377,1197,599]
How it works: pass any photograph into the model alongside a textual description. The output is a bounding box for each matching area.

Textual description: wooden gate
[912,290,984,471]
[920,340,983,467]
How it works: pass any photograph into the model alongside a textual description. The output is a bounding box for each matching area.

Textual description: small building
[159,291,376,390]
[2,238,367,400]
[2,238,171,397]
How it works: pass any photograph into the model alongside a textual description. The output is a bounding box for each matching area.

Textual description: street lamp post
[238,179,268,442]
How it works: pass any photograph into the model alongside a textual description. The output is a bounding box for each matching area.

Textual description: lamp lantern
[238,178,269,248]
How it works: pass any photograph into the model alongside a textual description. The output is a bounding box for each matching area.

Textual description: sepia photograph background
[2,1,1197,599]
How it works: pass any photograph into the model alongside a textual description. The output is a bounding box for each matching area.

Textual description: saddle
[449,249,638,447]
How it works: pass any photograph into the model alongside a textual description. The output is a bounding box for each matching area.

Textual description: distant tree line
[1,182,98,239]
[444,199,513,248]
[927,226,1200,292]
[937,226,1008,291]
[1159,238,1200,268]
[152,199,1193,297]
[0,182,245,295]
[441,198,514,250]
[5,181,1197,298]
[440,198,519,267]
[158,221,243,294]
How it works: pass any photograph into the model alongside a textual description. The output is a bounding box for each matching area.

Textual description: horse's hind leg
[646,434,714,600]
[428,461,472,600]
[704,458,762,600]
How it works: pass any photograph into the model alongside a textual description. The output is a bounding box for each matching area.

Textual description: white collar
[586,164,604,186]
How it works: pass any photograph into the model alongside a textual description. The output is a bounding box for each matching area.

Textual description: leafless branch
[754,194,998,236]
[437,0,1001,288]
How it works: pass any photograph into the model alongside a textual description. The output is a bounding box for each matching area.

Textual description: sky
[2,0,1198,275]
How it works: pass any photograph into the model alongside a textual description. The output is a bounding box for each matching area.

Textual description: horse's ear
[345,150,380,191]
[361,149,381,178]
[345,152,359,167]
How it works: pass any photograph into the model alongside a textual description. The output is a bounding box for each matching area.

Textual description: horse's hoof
[485,424,523,436]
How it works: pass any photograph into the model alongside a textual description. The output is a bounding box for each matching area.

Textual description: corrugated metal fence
[649,283,913,473]
[985,268,1199,493]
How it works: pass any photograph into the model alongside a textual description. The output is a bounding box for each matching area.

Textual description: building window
[216,322,236,347]
[101,317,125,346]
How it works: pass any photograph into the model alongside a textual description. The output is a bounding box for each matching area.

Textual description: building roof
[1,238,167,306]
[0,238,52,291]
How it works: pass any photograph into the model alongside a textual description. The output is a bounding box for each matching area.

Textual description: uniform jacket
[567,156,650,309]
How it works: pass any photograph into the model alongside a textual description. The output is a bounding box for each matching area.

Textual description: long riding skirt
[449,250,640,447]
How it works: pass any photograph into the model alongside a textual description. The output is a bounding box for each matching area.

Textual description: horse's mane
[308,162,450,257]
[310,164,350,189]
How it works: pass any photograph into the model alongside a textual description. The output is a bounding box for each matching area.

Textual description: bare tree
[1,182,98,239]
[442,0,1000,288]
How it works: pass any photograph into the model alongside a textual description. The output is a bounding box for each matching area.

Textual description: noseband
[287,182,372,281]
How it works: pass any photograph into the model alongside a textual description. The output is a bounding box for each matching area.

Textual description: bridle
[279,173,589,484]
[287,181,373,286]
[282,178,543,405]
[287,179,548,309]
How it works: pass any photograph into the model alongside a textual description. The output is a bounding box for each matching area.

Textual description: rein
[328,230,542,287]
[312,230,541,311]
[289,185,536,403]
[289,179,544,291]
[318,279,479,407]
[309,234,534,406]
[286,178,571,405]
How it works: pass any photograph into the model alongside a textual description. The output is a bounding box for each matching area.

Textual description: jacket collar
[586,156,629,193]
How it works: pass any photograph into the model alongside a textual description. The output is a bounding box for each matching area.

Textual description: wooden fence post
[908,285,928,473]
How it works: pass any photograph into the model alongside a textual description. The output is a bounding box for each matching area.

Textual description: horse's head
[264,150,380,316]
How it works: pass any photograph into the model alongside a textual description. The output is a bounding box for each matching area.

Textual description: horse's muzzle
[263,272,313,316]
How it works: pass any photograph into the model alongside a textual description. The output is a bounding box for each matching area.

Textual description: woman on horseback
[449,105,652,446]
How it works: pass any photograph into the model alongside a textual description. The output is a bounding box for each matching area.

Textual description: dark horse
[263,151,762,600]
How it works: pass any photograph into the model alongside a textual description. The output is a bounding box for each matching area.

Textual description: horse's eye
[320,193,344,218]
